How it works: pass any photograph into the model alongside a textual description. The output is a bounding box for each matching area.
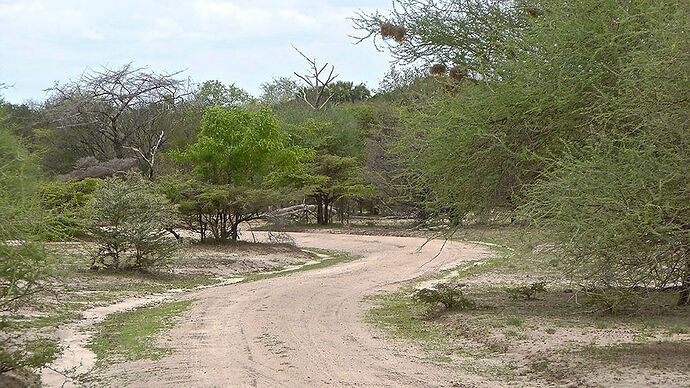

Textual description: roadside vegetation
[366,225,690,386]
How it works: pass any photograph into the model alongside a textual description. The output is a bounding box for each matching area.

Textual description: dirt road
[102,232,492,387]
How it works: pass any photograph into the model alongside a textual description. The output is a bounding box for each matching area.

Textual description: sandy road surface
[102,232,492,387]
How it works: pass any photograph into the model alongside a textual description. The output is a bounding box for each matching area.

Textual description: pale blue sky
[0,0,394,104]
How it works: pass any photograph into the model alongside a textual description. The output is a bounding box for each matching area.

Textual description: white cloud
[0,0,393,103]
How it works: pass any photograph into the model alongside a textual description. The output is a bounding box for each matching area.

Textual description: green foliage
[173,106,305,240]
[260,77,300,106]
[0,115,56,375]
[358,0,690,307]
[40,178,101,239]
[0,123,47,313]
[521,0,690,303]
[412,283,476,310]
[278,103,366,158]
[0,337,60,374]
[275,104,376,223]
[159,176,283,241]
[196,80,253,108]
[525,138,689,298]
[507,281,547,301]
[180,106,305,186]
[325,81,371,103]
[88,175,179,270]
[87,300,192,366]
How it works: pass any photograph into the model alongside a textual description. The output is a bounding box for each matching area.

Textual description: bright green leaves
[180,106,306,187]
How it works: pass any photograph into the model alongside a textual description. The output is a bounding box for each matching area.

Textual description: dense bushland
[354,0,689,304]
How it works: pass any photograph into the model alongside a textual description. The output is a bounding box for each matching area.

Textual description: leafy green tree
[260,77,300,106]
[301,153,373,225]
[358,0,690,305]
[196,80,253,107]
[325,81,371,103]
[175,106,305,240]
[87,175,179,269]
[160,178,283,241]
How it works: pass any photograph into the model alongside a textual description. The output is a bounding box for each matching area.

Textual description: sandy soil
[97,232,492,387]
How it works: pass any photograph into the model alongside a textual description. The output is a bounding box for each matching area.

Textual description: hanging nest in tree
[429,63,447,75]
[525,7,543,18]
[380,23,406,43]
[449,66,468,82]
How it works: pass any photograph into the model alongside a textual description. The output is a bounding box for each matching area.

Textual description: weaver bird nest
[380,23,405,43]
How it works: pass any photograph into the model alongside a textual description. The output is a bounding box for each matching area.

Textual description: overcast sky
[0,0,394,104]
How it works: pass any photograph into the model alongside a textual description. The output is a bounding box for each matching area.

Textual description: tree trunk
[198,214,205,243]
[323,197,330,224]
[678,259,690,306]
[316,196,324,225]
[230,221,240,241]
[166,228,183,242]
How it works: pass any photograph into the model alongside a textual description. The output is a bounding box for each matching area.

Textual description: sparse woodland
[1,0,688,385]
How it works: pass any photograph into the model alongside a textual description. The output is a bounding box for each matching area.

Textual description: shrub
[88,175,180,270]
[0,118,56,376]
[507,281,547,301]
[0,337,60,375]
[40,178,101,239]
[412,283,476,310]
[582,287,642,314]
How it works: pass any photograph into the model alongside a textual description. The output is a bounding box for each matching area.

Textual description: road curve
[101,232,492,387]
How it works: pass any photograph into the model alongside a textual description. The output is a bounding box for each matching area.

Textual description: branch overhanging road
[103,232,492,387]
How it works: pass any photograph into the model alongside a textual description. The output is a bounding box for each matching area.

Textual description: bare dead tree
[123,130,164,179]
[292,46,339,110]
[46,63,191,176]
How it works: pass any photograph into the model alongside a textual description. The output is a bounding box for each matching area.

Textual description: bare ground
[95,232,492,387]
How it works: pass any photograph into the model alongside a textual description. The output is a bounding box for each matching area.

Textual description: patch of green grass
[242,250,361,282]
[506,317,523,327]
[12,311,84,330]
[365,288,448,345]
[503,329,519,337]
[667,326,688,335]
[545,328,556,334]
[87,300,193,367]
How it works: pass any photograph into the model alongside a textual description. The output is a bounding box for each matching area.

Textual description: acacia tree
[176,106,305,241]
[351,0,527,77]
[356,0,690,306]
[87,175,179,269]
[303,153,372,225]
[0,113,59,375]
[195,80,253,108]
[47,63,191,178]
[260,77,301,106]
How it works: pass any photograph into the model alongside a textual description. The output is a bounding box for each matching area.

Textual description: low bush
[40,178,101,239]
[87,175,180,270]
[507,281,547,301]
[412,283,476,310]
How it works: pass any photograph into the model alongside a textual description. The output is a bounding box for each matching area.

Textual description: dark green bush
[40,178,101,239]
[412,283,476,310]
